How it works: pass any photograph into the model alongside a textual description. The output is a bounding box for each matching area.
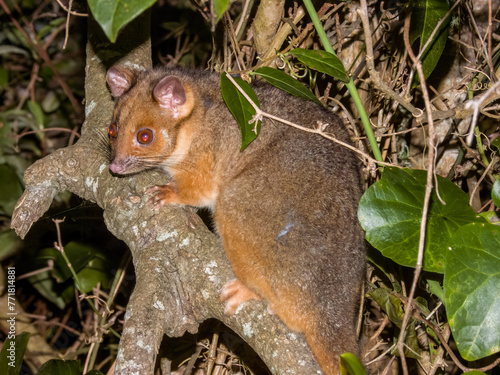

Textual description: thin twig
[465,2,494,79]
[234,0,253,39]
[469,155,498,206]
[55,0,87,16]
[358,0,420,117]
[62,0,73,49]
[413,312,500,373]
[398,11,438,375]
[224,73,394,168]
[415,0,460,63]
[465,79,500,146]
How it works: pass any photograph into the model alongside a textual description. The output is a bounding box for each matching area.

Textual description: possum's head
[105,66,196,175]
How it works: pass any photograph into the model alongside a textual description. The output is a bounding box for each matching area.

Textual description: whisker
[88,127,111,158]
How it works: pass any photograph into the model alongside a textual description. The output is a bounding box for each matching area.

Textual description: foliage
[445,222,500,361]
[0,332,30,374]
[220,73,261,150]
[359,167,500,361]
[409,0,451,82]
[358,168,486,273]
[1,0,500,374]
[87,0,156,42]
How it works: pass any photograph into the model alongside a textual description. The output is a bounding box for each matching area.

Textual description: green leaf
[427,278,444,303]
[37,18,65,40]
[0,67,8,88]
[30,242,110,308]
[369,288,421,358]
[254,67,323,105]
[220,74,261,151]
[409,0,450,80]
[444,222,500,361]
[289,48,349,83]
[27,100,44,129]
[368,287,405,328]
[74,258,110,293]
[492,179,500,208]
[492,137,500,150]
[37,359,81,375]
[358,167,486,273]
[0,230,23,259]
[213,0,230,24]
[37,242,98,282]
[367,248,402,293]
[0,332,30,375]
[29,270,74,309]
[392,320,421,359]
[87,0,157,43]
[0,164,24,216]
[339,353,367,375]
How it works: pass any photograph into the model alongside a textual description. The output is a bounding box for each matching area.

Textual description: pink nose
[109,159,128,175]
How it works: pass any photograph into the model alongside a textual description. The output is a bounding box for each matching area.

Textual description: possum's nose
[109,157,130,175]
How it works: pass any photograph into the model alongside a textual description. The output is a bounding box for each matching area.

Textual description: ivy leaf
[254,67,322,105]
[289,48,349,83]
[409,0,450,80]
[358,167,486,273]
[87,0,156,43]
[220,74,261,151]
[445,222,500,361]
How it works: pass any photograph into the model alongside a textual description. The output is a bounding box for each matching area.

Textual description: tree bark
[11,11,322,375]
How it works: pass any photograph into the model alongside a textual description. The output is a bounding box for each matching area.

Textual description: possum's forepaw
[220,279,260,315]
[145,183,180,208]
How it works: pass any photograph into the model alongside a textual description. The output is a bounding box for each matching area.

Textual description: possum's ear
[153,75,194,120]
[106,67,137,97]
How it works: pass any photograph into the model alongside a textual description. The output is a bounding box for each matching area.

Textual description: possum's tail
[304,320,360,375]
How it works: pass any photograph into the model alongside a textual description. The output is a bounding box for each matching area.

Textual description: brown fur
[106,66,366,374]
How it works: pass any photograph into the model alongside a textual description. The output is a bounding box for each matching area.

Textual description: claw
[220,279,260,315]
[145,183,179,207]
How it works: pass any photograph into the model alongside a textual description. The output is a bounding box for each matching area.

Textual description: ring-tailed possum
[106,66,366,375]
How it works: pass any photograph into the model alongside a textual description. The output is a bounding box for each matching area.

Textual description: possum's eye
[137,128,154,145]
[108,123,118,138]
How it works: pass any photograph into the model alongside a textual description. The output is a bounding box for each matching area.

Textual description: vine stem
[301,0,383,163]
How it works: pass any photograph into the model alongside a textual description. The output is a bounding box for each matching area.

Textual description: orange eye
[108,123,118,138]
[137,128,154,145]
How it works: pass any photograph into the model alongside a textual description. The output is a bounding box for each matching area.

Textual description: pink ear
[153,76,186,117]
[106,67,135,97]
